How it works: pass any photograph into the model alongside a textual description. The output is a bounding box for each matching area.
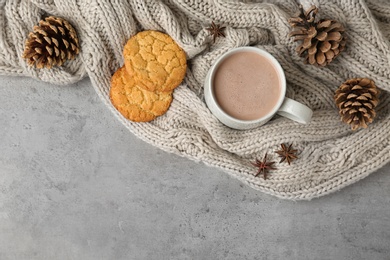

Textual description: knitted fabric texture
[1,0,389,200]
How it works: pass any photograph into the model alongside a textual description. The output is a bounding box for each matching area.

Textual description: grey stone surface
[0,75,389,260]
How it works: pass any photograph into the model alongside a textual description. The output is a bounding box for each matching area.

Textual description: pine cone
[289,5,346,66]
[22,16,79,69]
[334,78,379,130]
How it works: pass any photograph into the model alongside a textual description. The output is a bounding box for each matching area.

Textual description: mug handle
[277,97,313,124]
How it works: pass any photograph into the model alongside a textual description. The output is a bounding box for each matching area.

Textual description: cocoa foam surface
[213,51,282,121]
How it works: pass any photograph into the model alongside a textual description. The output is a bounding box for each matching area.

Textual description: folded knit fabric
[1,0,389,200]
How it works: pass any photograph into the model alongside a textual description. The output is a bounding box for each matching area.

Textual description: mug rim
[207,46,287,124]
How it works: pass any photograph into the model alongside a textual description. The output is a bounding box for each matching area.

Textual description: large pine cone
[289,5,346,66]
[22,16,79,69]
[334,78,379,130]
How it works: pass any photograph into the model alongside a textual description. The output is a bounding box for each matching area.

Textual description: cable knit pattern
[1,0,389,200]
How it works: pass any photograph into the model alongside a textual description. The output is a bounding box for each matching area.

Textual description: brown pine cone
[22,16,79,69]
[334,78,379,130]
[289,5,346,66]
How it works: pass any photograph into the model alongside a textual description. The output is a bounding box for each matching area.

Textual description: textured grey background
[0,75,389,260]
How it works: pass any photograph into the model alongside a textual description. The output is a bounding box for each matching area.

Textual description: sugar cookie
[123,30,187,92]
[110,66,172,122]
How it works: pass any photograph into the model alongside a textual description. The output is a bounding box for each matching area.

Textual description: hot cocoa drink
[213,51,282,121]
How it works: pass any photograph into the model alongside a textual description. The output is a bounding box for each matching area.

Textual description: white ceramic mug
[204,47,313,130]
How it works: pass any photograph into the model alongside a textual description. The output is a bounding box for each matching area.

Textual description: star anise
[275,143,298,165]
[251,153,276,180]
[206,21,225,43]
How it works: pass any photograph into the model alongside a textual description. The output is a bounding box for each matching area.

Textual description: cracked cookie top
[110,66,173,122]
[123,30,187,92]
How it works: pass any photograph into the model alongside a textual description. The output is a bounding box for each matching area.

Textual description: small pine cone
[22,16,79,69]
[334,78,379,130]
[289,5,346,66]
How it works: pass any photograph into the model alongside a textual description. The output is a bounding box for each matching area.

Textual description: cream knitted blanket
[1,0,389,200]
